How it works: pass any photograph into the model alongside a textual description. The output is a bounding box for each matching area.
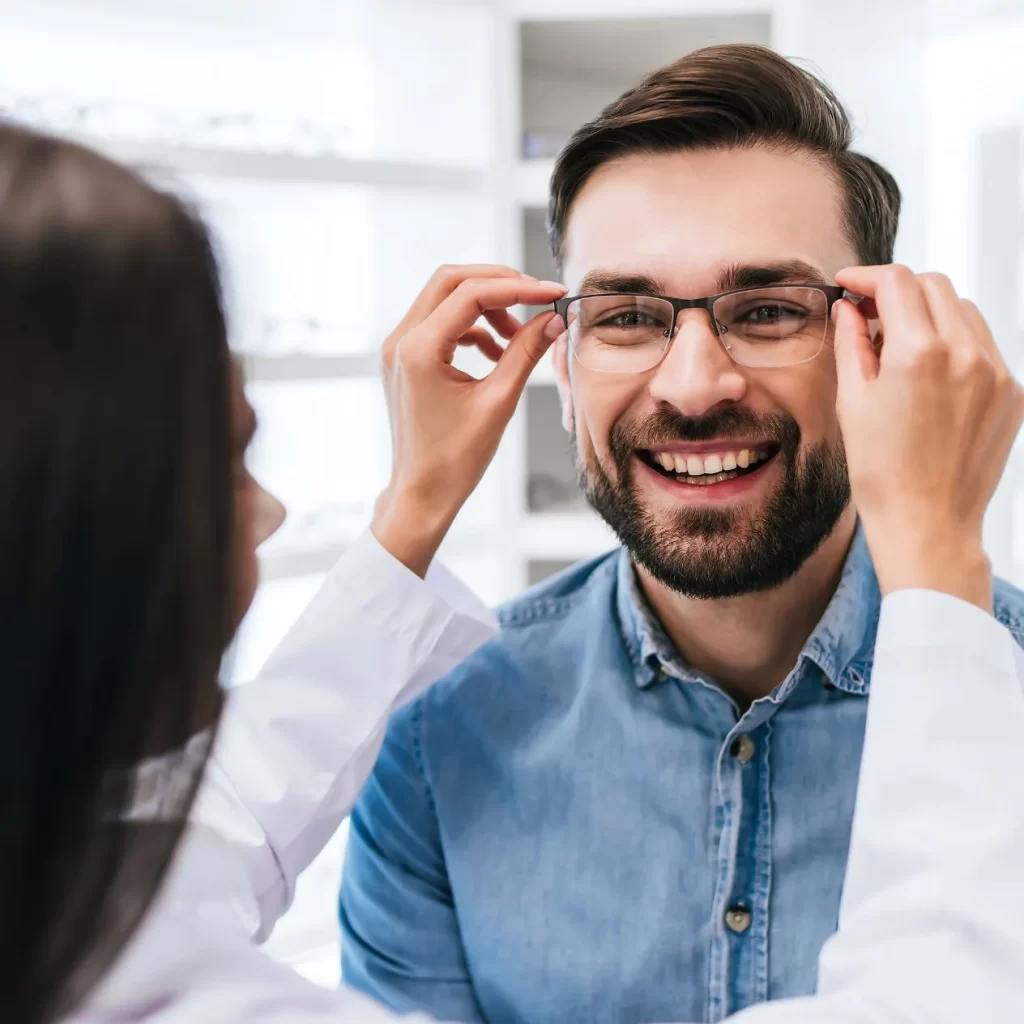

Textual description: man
[339,44,1024,1023]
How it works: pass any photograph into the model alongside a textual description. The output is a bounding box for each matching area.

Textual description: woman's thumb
[487,310,564,397]
[833,297,877,392]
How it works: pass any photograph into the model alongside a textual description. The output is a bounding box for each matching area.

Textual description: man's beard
[577,407,850,599]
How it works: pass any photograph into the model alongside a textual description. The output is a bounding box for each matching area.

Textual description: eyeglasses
[552,284,862,374]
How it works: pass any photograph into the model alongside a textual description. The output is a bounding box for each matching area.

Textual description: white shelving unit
[0,0,507,987]
[501,3,778,596]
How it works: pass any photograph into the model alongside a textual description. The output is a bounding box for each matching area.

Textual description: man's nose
[648,309,748,416]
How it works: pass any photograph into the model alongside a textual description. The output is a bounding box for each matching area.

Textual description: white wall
[925,13,1024,580]
[778,2,1024,581]
[772,0,930,270]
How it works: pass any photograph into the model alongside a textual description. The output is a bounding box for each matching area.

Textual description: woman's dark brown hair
[0,121,235,1023]
[548,43,901,270]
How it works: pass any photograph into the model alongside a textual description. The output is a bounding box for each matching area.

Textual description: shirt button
[725,904,752,934]
[731,734,756,764]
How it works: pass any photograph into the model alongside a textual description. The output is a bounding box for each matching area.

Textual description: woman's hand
[833,265,1024,610]
[372,265,566,576]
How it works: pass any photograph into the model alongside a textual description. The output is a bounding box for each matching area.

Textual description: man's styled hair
[548,43,901,270]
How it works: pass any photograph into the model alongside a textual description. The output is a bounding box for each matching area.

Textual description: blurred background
[1,0,1021,989]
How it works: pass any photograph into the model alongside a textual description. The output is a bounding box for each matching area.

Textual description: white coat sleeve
[78,531,496,1024]
[726,589,1024,1024]
[186,529,497,941]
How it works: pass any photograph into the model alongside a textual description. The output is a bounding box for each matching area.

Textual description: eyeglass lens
[567,286,831,372]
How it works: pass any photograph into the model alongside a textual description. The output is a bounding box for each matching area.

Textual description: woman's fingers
[835,264,935,363]
[404,277,565,368]
[457,327,505,363]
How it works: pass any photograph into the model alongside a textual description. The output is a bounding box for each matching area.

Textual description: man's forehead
[560,147,854,291]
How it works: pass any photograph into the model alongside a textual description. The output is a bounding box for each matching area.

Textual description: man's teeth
[652,448,768,478]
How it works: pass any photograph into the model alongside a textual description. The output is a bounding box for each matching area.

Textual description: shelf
[518,511,618,560]
[516,9,774,185]
[516,158,554,207]
[256,516,613,583]
[75,135,489,192]
[258,525,517,584]
[240,353,380,383]
[241,346,560,387]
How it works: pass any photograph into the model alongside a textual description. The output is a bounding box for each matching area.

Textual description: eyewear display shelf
[3,0,785,607]
[502,1,778,596]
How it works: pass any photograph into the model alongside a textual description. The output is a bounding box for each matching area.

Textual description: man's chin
[627,526,802,600]
[650,512,752,548]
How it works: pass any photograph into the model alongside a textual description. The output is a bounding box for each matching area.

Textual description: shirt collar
[613,525,880,697]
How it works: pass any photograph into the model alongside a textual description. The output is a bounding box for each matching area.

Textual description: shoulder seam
[496,556,617,630]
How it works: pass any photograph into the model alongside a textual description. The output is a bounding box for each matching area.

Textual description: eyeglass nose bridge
[663,296,730,355]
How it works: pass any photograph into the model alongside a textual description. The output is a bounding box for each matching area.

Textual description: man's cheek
[572,408,598,464]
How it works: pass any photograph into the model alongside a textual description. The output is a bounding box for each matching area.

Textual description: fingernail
[543,312,566,341]
[540,280,566,291]
[831,300,843,324]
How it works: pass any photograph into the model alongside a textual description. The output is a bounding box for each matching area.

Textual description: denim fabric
[341,531,1024,1023]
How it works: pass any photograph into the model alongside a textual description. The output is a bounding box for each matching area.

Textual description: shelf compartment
[518,11,773,163]
[519,511,618,560]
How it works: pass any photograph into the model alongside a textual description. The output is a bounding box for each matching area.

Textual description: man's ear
[553,334,574,433]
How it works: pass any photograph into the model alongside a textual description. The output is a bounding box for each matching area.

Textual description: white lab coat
[71,532,1024,1023]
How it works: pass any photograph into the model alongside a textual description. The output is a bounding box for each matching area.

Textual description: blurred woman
[0,120,564,1024]
[1,119,1023,1024]
[0,122,240,1023]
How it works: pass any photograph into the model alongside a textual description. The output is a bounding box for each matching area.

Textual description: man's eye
[600,311,663,328]
[739,305,803,324]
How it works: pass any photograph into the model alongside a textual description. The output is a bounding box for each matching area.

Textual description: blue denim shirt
[341,532,1024,1023]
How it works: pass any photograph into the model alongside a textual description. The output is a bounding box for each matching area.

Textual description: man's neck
[636,508,858,708]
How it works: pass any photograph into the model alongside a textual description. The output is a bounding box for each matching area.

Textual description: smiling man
[339,45,1024,1024]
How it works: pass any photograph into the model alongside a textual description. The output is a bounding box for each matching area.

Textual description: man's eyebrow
[715,260,829,292]
[575,261,829,300]
[576,271,666,296]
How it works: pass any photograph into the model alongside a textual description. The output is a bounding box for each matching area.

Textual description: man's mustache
[609,407,800,459]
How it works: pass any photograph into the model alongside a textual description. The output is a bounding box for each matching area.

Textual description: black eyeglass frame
[552,283,864,370]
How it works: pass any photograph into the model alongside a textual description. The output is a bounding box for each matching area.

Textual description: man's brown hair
[548,43,901,272]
